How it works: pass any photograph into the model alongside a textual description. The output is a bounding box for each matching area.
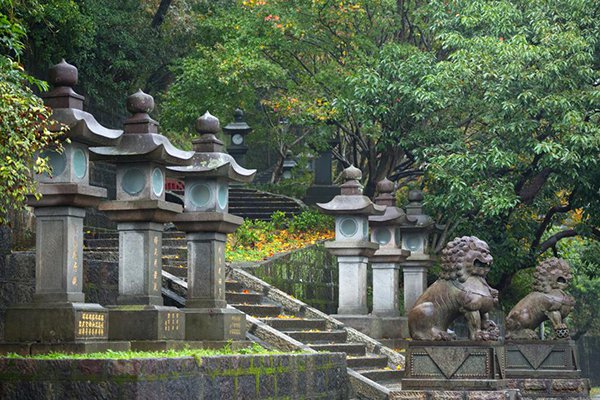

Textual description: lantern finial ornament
[126,89,155,114]
[48,59,78,87]
[193,112,225,153]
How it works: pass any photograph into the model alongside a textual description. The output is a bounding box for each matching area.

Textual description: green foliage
[0,3,63,224]
[289,209,334,233]
[558,238,600,338]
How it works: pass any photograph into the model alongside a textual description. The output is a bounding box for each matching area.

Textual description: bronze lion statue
[408,236,500,341]
[505,258,575,340]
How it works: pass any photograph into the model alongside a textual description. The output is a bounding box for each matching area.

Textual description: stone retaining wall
[507,378,590,399]
[0,352,350,400]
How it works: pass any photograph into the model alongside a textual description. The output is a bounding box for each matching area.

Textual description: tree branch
[531,191,576,251]
[538,229,578,254]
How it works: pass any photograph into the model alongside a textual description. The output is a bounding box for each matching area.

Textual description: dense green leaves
[0,2,62,224]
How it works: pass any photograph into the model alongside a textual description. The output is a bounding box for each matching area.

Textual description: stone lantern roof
[316,166,385,216]
[369,178,407,225]
[89,90,193,166]
[43,59,122,146]
[167,112,256,182]
[223,108,252,135]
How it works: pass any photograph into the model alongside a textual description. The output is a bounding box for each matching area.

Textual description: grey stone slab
[108,305,184,341]
[184,307,246,341]
[185,232,227,309]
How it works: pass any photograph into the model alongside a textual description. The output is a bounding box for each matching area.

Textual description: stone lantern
[168,112,255,341]
[281,150,297,180]
[223,108,252,165]
[368,178,411,337]
[317,166,384,335]
[90,90,194,346]
[397,189,436,313]
[4,60,126,351]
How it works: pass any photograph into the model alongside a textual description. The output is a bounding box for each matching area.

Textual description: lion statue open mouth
[408,236,500,341]
[505,257,575,340]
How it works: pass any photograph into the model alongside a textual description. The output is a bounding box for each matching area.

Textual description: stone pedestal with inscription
[403,341,507,391]
[169,112,256,341]
[1,60,128,353]
[90,90,193,346]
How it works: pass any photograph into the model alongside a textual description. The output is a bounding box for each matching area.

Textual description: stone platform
[506,340,580,378]
[506,340,590,399]
[391,389,519,400]
[402,341,507,391]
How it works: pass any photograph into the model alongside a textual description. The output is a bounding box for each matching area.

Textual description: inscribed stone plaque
[75,312,107,339]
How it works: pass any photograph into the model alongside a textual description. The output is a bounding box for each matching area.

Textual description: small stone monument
[504,258,590,399]
[3,60,128,353]
[168,112,255,341]
[317,166,384,336]
[397,190,436,313]
[403,236,507,394]
[90,90,194,348]
[368,178,410,337]
[304,138,340,205]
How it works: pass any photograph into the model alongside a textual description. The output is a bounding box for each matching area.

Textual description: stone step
[229,203,301,210]
[284,330,347,344]
[377,380,403,392]
[378,338,411,352]
[261,318,328,331]
[86,231,185,240]
[85,239,187,248]
[231,304,282,318]
[225,291,263,304]
[309,343,366,356]
[355,368,404,382]
[163,266,187,278]
[225,280,245,292]
[346,355,389,369]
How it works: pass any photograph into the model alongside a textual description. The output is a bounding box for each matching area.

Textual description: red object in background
[165,178,184,193]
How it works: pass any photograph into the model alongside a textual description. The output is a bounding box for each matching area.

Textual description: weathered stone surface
[507,377,591,399]
[108,305,184,341]
[0,352,350,400]
[184,307,245,341]
[404,341,506,390]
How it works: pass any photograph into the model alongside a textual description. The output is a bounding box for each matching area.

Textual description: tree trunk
[151,0,173,29]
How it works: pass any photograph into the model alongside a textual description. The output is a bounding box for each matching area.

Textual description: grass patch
[591,387,600,395]
[3,343,289,360]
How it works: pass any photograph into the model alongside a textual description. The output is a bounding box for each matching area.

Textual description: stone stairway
[228,187,305,220]
[83,230,406,399]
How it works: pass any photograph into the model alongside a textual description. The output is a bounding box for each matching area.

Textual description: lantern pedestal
[173,212,248,341]
[371,252,410,339]
[402,260,433,314]
[326,241,383,338]
[98,201,186,342]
